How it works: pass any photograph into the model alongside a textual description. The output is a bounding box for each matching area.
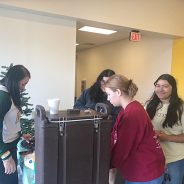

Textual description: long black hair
[89,69,115,103]
[146,74,183,128]
[0,65,30,111]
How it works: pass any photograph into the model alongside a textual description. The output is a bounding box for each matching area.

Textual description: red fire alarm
[129,30,141,42]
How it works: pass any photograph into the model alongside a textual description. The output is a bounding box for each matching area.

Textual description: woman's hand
[22,133,32,141]
[155,131,169,141]
[157,131,169,141]
[156,131,184,143]
[109,168,117,184]
[3,156,16,174]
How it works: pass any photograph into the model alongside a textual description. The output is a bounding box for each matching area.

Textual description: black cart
[35,105,112,184]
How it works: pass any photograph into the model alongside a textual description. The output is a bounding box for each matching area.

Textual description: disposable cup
[47,98,60,114]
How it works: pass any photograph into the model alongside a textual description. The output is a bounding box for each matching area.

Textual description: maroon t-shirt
[111,101,165,182]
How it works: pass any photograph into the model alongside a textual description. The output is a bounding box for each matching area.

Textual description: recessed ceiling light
[79,26,117,35]
[76,43,79,46]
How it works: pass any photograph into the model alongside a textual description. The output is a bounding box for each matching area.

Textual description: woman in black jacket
[74,69,120,120]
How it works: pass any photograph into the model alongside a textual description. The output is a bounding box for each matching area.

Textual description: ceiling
[76,20,178,52]
[76,20,131,51]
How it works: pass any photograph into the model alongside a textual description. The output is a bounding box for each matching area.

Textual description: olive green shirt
[152,102,184,163]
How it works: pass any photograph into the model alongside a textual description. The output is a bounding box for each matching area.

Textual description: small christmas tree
[20,91,34,136]
[0,63,14,78]
[0,63,34,137]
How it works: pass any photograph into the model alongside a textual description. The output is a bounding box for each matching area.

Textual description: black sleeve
[0,91,12,156]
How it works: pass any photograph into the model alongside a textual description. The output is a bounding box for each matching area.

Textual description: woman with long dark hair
[74,69,120,120]
[74,69,115,110]
[0,65,31,184]
[146,74,184,184]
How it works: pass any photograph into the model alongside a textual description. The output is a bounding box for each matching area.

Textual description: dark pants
[0,147,18,184]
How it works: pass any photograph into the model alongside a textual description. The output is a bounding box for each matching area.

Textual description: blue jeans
[125,174,164,184]
[0,147,18,184]
[164,159,184,184]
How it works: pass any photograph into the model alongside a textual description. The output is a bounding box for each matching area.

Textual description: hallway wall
[172,38,184,99]
[0,6,76,109]
[76,36,172,103]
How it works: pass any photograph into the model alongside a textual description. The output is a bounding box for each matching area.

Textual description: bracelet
[1,150,11,160]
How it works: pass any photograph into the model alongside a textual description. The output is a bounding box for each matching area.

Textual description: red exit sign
[129,31,141,42]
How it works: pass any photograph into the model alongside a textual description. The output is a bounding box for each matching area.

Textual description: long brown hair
[89,69,115,103]
[146,74,183,128]
[0,65,30,111]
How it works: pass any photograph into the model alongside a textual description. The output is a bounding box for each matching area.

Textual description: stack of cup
[47,98,60,114]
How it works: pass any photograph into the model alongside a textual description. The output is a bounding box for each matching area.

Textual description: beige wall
[0,0,184,37]
[0,6,76,110]
[76,36,172,103]
[0,0,181,106]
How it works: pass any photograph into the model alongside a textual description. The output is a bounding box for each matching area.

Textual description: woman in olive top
[0,65,31,184]
[146,74,184,184]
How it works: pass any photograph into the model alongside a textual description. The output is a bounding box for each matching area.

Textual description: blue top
[74,88,121,122]
[74,89,97,110]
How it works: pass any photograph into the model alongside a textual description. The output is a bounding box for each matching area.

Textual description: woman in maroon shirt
[105,74,165,184]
